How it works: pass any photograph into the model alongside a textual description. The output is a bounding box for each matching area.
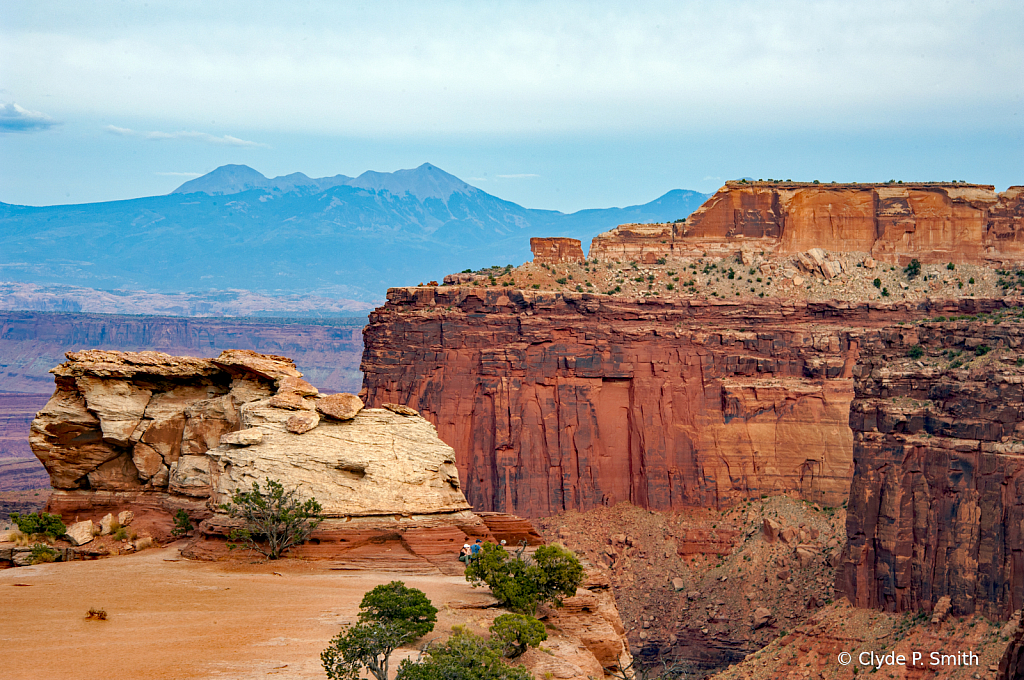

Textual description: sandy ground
[0,544,494,680]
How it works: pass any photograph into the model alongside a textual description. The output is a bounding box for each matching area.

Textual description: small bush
[873,278,881,289]
[976,345,991,356]
[908,345,924,360]
[904,259,921,279]
[489,614,547,659]
[10,512,66,540]
[555,278,567,285]
[395,629,531,680]
[172,509,193,538]
[30,543,59,564]
[947,262,955,270]
[220,478,323,560]
[112,527,129,541]
[86,608,107,621]
[465,542,584,615]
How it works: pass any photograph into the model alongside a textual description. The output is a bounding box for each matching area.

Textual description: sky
[1,0,1021,212]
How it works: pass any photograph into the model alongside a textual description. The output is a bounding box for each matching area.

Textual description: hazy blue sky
[2,1,1021,211]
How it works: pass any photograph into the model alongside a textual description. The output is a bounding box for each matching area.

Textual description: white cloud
[105,125,265,147]
[0,102,59,132]
[1,2,1021,136]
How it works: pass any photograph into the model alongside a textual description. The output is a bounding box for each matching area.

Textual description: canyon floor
[0,544,505,680]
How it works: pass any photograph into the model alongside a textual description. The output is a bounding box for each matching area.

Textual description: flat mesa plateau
[0,545,489,680]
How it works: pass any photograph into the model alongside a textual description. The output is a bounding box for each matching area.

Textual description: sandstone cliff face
[839,315,1024,620]
[588,182,1024,265]
[530,237,585,264]
[358,287,944,518]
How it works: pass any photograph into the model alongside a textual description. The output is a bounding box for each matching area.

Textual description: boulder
[316,393,364,421]
[117,511,134,527]
[383,403,419,416]
[268,391,314,411]
[671,577,686,591]
[752,607,773,629]
[779,527,797,545]
[220,428,264,446]
[762,518,781,542]
[100,513,116,535]
[285,411,320,434]
[276,376,318,397]
[66,520,95,546]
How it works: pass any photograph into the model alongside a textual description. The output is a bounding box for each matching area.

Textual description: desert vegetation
[220,478,323,559]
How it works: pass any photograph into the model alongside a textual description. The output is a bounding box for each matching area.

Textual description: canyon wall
[361,287,941,518]
[362,287,1024,619]
[839,316,1024,620]
[589,183,1024,265]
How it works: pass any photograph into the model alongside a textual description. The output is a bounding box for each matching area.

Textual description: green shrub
[975,345,991,356]
[947,262,955,270]
[555,278,567,285]
[30,543,59,564]
[873,278,881,289]
[112,527,129,541]
[465,543,584,615]
[395,629,531,680]
[172,509,193,538]
[322,582,437,680]
[10,512,66,540]
[908,345,924,359]
[489,614,547,659]
[220,478,323,560]
[904,259,921,279]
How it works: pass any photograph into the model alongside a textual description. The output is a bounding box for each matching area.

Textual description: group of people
[458,539,483,563]
[457,538,507,562]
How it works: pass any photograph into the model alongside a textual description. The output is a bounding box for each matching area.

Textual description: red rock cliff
[530,237,585,264]
[839,315,1024,620]
[360,287,981,518]
[589,183,1024,265]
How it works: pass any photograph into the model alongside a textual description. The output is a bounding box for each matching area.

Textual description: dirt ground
[0,544,498,680]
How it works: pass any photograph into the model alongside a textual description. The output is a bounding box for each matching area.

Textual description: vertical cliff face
[839,315,1024,620]
[358,287,974,518]
[588,182,1024,265]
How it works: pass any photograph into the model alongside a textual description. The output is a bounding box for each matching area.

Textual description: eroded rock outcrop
[28,349,497,561]
[589,182,1024,265]
[531,237,585,264]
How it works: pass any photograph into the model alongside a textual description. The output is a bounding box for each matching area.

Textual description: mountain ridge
[0,163,709,301]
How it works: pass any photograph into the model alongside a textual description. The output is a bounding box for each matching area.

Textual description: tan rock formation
[531,237,585,264]
[30,349,478,551]
[588,182,1024,265]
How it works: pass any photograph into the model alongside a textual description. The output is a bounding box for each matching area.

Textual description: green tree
[171,509,193,538]
[219,478,323,560]
[465,542,585,615]
[323,621,411,680]
[489,614,547,659]
[10,512,66,541]
[322,582,437,680]
[904,258,921,279]
[395,629,531,680]
[358,581,438,638]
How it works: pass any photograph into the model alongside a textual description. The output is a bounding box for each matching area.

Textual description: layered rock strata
[589,182,1024,265]
[839,315,1024,620]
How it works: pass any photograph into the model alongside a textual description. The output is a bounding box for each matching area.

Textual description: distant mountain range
[0,164,708,304]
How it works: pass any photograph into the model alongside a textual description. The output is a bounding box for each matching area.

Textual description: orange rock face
[588,182,1024,265]
[360,287,968,518]
[530,237,585,264]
